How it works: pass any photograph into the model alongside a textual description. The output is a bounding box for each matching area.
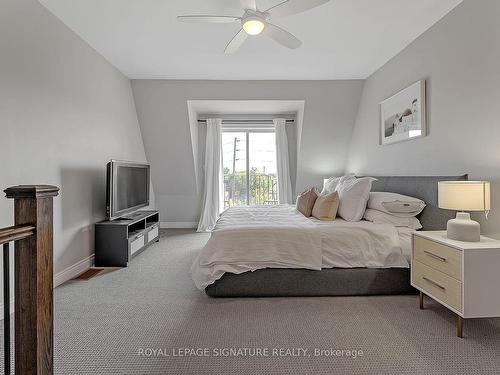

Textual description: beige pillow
[312,191,339,221]
[296,188,318,217]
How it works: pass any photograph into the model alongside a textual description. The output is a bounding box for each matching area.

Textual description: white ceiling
[39,0,463,80]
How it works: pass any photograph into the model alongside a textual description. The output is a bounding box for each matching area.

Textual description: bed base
[205,268,416,297]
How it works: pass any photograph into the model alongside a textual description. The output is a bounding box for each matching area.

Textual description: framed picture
[380,80,426,145]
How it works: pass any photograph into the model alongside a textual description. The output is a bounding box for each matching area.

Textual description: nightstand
[411,231,500,338]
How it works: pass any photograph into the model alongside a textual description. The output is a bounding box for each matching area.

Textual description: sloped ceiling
[39,0,462,79]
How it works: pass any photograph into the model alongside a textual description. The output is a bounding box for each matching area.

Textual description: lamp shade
[438,181,490,211]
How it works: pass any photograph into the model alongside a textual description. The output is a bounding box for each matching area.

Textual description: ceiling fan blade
[240,0,257,11]
[225,29,248,54]
[264,22,302,49]
[265,0,329,17]
[177,15,240,23]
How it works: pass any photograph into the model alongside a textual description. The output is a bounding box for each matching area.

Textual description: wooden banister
[2,185,59,375]
[0,225,35,246]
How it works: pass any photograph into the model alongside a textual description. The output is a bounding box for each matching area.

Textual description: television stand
[94,210,160,267]
[121,211,145,220]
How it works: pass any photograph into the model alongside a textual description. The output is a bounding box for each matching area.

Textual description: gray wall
[0,0,152,283]
[346,0,500,237]
[132,80,364,224]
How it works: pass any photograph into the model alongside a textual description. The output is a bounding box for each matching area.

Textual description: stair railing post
[3,242,11,375]
[4,185,59,375]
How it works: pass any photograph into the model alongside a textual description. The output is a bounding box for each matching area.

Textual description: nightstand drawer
[414,236,462,280]
[412,260,462,312]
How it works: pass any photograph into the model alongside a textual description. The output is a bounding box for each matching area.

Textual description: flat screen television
[106,160,150,220]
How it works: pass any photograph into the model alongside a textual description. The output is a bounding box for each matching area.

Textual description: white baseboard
[0,254,95,320]
[160,221,197,229]
[54,254,95,287]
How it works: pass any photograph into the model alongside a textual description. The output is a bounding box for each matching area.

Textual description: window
[222,129,278,208]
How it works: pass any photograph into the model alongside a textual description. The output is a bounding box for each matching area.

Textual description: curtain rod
[197,119,294,124]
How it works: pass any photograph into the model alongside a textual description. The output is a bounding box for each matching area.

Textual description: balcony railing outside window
[224,171,278,208]
[222,129,278,209]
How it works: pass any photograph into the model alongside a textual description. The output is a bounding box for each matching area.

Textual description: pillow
[363,209,422,230]
[312,191,339,221]
[367,192,426,218]
[382,201,425,214]
[337,177,377,222]
[320,174,355,196]
[321,177,341,196]
[295,188,318,217]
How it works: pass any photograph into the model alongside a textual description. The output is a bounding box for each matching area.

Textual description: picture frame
[380,80,426,145]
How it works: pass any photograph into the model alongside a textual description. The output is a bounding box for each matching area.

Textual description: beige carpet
[3,229,500,374]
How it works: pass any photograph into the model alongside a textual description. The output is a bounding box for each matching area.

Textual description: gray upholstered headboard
[369,175,468,231]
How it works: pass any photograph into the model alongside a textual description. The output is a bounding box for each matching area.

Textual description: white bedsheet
[396,227,415,262]
[192,205,409,289]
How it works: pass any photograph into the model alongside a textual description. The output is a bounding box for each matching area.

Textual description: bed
[196,175,467,297]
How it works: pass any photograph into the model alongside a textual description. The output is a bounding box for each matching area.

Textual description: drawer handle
[424,250,446,262]
[422,276,446,291]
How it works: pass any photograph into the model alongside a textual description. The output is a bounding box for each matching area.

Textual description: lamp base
[446,212,480,242]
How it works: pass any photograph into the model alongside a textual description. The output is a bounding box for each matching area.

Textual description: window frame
[222,127,276,206]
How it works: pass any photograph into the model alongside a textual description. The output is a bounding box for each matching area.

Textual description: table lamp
[438,181,490,242]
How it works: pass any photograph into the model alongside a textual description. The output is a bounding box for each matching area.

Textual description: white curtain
[274,118,293,204]
[197,118,223,232]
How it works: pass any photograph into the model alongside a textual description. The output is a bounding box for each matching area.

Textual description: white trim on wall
[0,254,95,319]
[54,254,95,287]
[160,221,197,229]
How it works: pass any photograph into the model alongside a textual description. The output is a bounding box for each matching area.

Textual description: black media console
[94,210,160,267]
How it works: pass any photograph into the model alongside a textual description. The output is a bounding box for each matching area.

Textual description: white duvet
[192,205,409,289]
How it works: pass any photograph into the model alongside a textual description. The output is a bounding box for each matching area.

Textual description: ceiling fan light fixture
[242,17,265,35]
[178,0,333,52]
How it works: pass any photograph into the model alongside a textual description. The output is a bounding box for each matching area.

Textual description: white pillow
[320,174,355,196]
[321,177,341,196]
[337,177,377,222]
[367,192,425,218]
[363,209,422,230]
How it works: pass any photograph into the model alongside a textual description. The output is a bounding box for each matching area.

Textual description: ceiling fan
[177,0,330,54]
